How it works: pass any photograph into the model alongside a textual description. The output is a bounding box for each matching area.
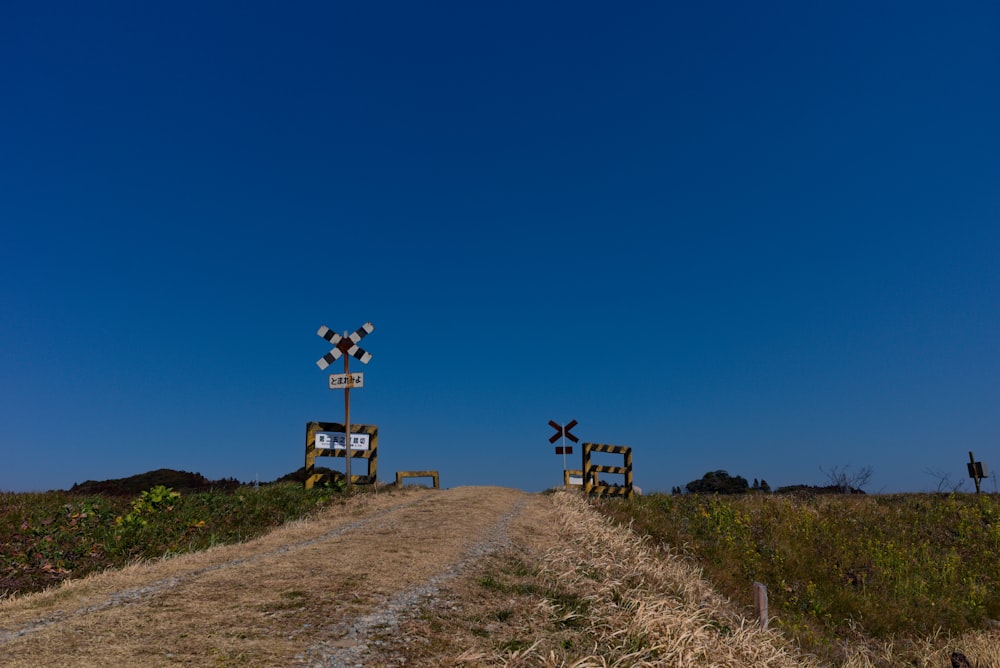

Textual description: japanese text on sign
[329,373,364,389]
[315,432,370,451]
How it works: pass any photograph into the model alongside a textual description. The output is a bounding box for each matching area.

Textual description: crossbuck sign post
[548,419,579,473]
[316,321,374,487]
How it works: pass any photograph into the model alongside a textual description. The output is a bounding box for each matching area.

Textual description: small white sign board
[329,373,364,389]
[316,432,370,451]
[568,475,584,486]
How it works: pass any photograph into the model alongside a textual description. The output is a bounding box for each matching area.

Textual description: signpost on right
[968,451,989,495]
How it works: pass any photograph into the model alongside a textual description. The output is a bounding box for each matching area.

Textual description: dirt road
[0,487,809,667]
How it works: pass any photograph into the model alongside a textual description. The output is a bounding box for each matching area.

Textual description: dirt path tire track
[0,486,529,667]
[353,489,817,668]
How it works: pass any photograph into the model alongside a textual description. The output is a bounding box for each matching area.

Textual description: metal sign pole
[343,332,352,488]
[549,419,579,482]
[561,431,567,471]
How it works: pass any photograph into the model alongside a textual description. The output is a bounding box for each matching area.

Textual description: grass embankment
[599,492,1000,662]
[414,491,813,667]
[0,482,349,599]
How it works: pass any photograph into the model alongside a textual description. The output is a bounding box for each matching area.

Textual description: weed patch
[598,492,1000,662]
[0,482,357,599]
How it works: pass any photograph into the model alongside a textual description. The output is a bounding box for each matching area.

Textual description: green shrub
[1,482,357,598]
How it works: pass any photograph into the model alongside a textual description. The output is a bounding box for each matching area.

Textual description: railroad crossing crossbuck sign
[549,419,579,477]
[316,322,374,369]
[549,419,579,451]
[314,321,374,488]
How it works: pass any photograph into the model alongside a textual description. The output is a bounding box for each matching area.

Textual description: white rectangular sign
[329,373,364,389]
[315,432,370,451]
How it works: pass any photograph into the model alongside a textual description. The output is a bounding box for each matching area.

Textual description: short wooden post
[753,582,769,628]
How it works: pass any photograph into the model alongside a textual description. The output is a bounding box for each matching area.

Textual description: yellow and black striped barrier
[304,421,378,489]
[582,442,633,499]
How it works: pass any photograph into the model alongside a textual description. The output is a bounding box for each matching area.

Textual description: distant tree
[685,470,750,495]
[923,467,965,494]
[69,468,217,495]
[821,465,873,494]
[759,479,771,493]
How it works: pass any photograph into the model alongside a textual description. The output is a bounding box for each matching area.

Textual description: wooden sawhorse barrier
[395,470,440,489]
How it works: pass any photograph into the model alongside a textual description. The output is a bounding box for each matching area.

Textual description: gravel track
[301,499,524,667]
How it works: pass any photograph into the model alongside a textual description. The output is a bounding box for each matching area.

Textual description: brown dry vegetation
[2,487,997,666]
[372,490,812,667]
[0,487,805,667]
[0,486,527,666]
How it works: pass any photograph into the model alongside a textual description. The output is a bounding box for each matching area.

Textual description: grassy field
[597,491,1000,662]
[5,483,1000,664]
[0,482,351,599]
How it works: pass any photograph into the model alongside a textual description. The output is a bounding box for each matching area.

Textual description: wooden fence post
[753,582,769,628]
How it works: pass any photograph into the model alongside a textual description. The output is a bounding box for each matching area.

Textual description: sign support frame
[548,419,579,478]
[343,339,353,487]
[968,450,989,495]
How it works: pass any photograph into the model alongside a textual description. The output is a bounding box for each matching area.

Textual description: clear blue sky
[2,2,998,494]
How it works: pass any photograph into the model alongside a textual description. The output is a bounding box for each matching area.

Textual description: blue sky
[2,2,998,493]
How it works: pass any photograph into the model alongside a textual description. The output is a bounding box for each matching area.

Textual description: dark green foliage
[0,481,353,599]
[272,466,341,485]
[70,468,241,496]
[684,470,750,494]
[0,492,127,596]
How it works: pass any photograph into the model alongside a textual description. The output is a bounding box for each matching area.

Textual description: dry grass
[6,486,995,666]
[834,629,1000,667]
[374,490,817,666]
[0,487,529,667]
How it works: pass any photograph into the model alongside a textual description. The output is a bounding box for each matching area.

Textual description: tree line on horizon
[671,467,873,496]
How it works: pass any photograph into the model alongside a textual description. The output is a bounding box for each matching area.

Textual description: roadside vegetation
[0,478,352,600]
[5,468,1000,665]
[374,490,813,667]
[597,491,1000,663]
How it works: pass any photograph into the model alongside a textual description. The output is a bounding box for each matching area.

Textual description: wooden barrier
[582,442,633,499]
[304,421,378,489]
[395,470,440,489]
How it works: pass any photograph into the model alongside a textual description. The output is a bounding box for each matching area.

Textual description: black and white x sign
[316,322,374,370]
